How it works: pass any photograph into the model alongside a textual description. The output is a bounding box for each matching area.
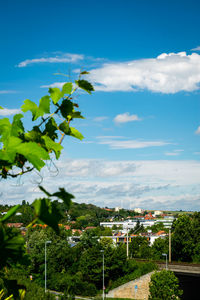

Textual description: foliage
[149,270,183,300]
[0,74,94,297]
[171,213,200,262]
[129,236,151,259]
[2,267,55,300]
[107,260,157,292]
[151,237,168,260]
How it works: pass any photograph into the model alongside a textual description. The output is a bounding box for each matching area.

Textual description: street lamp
[162,253,168,270]
[124,224,129,258]
[100,250,105,300]
[45,240,51,293]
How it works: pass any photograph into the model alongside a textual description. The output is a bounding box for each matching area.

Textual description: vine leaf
[69,127,84,140]
[33,198,62,232]
[75,79,94,94]
[49,87,63,104]
[60,100,73,119]
[59,121,70,135]
[21,99,38,120]
[16,142,50,170]
[52,188,74,209]
[0,205,20,223]
[62,82,73,95]
[42,135,63,159]
[21,96,50,121]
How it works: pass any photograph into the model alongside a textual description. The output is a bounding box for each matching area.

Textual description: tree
[151,237,168,260]
[149,270,183,300]
[171,215,194,262]
[129,236,151,259]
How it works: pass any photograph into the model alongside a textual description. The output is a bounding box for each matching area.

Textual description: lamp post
[100,250,105,300]
[162,253,168,270]
[45,240,51,293]
[124,224,129,258]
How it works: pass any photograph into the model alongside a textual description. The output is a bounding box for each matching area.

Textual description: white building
[154,210,162,216]
[134,208,144,214]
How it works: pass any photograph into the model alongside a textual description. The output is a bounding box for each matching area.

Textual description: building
[134,208,144,214]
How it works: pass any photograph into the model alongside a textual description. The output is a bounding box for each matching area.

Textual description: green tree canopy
[149,270,183,300]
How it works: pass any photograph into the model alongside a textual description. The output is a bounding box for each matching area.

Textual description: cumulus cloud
[0,158,200,210]
[88,52,200,93]
[0,108,21,116]
[191,46,200,51]
[97,136,170,149]
[114,112,141,124]
[195,126,200,135]
[18,53,84,67]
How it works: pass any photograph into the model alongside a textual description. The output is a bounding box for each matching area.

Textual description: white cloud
[41,82,66,89]
[0,108,21,116]
[88,52,200,93]
[0,90,18,94]
[195,126,200,135]
[1,158,200,210]
[18,53,84,67]
[191,46,200,51]
[165,149,183,156]
[114,112,141,124]
[94,116,108,122]
[97,136,170,149]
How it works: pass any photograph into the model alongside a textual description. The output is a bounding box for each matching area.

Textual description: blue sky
[0,0,200,211]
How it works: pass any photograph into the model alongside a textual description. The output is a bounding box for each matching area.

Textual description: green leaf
[0,205,20,223]
[0,118,11,142]
[38,95,50,115]
[62,82,73,95]
[43,117,58,140]
[0,136,22,163]
[80,71,90,75]
[16,142,50,170]
[33,198,62,232]
[60,99,73,119]
[0,106,3,109]
[42,135,63,159]
[21,99,38,121]
[75,79,94,94]
[49,87,63,104]
[11,114,24,137]
[69,127,84,140]
[25,126,42,143]
[70,111,85,119]
[39,185,52,197]
[59,121,70,135]
[52,188,74,209]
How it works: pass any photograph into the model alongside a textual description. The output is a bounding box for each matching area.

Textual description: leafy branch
[0,75,94,179]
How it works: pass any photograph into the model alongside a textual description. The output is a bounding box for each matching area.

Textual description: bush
[149,270,183,300]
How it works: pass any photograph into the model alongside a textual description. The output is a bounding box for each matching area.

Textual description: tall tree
[149,270,183,300]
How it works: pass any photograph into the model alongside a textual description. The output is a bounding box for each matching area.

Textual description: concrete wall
[107,271,155,300]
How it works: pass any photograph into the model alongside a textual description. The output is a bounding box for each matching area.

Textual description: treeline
[0,200,142,228]
[1,226,156,298]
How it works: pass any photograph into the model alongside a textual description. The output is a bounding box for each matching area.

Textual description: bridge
[107,261,200,299]
[157,261,200,276]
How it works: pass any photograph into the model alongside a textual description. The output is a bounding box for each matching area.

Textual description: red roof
[156,230,166,236]
[85,226,96,230]
[6,223,23,228]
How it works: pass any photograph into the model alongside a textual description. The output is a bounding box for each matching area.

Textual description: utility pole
[169,229,171,263]
[45,240,51,293]
[126,227,129,258]
[100,250,105,300]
